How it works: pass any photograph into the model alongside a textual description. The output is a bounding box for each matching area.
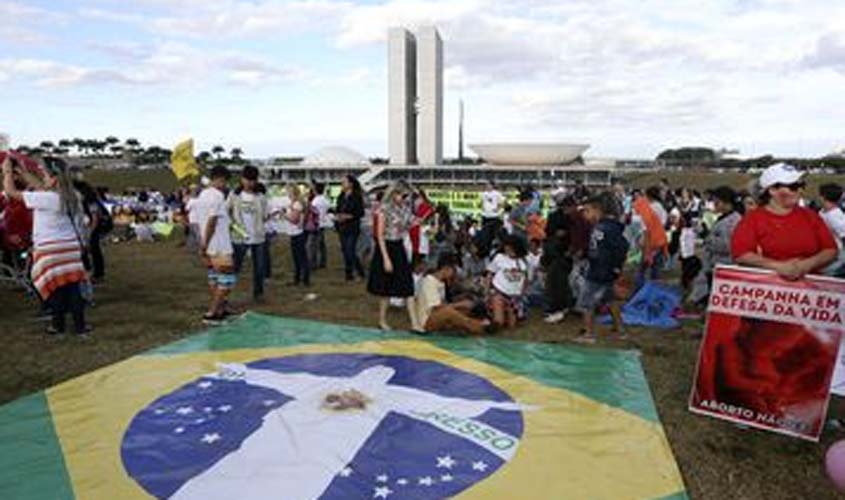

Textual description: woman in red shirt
[731,163,836,279]
[697,163,840,431]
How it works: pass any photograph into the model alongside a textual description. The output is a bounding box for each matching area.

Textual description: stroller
[0,192,39,303]
[0,243,39,303]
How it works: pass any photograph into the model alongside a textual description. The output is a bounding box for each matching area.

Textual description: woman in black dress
[367,182,419,331]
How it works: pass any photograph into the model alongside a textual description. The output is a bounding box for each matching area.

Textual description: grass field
[2,168,845,499]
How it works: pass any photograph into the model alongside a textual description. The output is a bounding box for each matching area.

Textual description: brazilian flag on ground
[0,313,687,499]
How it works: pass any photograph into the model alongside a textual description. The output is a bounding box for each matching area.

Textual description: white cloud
[0,42,307,88]
[149,1,351,38]
[6,0,845,157]
[802,33,845,74]
[0,1,65,44]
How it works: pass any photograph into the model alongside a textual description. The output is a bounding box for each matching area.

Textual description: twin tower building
[388,26,443,166]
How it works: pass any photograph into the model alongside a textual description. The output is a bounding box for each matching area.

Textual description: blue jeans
[290,233,310,286]
[635,250,665,293]
[339,229,365,280]
[262,233,275,279]
[233,243,266,298]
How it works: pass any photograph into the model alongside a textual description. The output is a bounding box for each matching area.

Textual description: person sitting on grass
[412,254,490,335]
[575,193,630,344]
[485,234,528,330]
[198,166,236,325]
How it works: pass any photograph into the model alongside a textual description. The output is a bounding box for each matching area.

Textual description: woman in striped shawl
[2,155,90,336]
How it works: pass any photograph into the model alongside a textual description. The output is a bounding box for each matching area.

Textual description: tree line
[657,147,845,172]
[13,137,246,167]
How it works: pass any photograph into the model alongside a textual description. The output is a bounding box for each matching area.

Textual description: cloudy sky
[2,0,845,159]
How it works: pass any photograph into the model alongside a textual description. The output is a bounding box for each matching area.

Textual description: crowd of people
[2,153,844,343]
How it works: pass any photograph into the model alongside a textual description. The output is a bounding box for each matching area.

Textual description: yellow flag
[170,139,199,180]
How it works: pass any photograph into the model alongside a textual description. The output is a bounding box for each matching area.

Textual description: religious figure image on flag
[690,265,845,441]
[0,314,687,499]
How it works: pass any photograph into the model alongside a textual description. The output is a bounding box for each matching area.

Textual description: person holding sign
[731,163,837,280]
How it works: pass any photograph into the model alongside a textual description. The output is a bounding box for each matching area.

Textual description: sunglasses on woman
[771,182,805,191]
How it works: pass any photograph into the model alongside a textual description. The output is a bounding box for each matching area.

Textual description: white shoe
[544,310,567,324]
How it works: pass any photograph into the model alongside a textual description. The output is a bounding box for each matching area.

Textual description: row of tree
[13,137,247,167]
[656,147,845,173]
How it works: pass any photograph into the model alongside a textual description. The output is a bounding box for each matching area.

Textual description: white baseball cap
[759,162,804,189]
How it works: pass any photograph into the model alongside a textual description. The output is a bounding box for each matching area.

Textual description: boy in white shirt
[198,166,236,324]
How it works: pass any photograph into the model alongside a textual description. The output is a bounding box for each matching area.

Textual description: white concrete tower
[415,26,443,166]
[388,28,417,165]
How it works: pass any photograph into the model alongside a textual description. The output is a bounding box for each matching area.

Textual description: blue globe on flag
[121,353,526,499]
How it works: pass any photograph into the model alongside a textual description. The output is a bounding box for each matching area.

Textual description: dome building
[303,146,370,166]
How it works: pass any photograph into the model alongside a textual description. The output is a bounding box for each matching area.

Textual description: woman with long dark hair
[2,156,90,335]
[335,175,366,281]
[367,182,419,331]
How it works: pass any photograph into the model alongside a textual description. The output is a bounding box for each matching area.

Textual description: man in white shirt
[478,180,504,255]
[820,183,845,277]
[198,166,236,324]
[228,166,268,301]
[308,182,332,270]
[413,256,489,335]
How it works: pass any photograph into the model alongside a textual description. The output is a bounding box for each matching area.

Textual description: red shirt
[731,206,836,263]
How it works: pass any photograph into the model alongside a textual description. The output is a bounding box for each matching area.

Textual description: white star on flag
[441,474,453,482]
[472,461,489,472]
[203,407,213,413]
[197,381,213,389]
[262,400,276,406]
[418,476,434,486]
[201,433,221,444]
[154,408,166,415]
[194,418,206,424]
[376,474,388,483]
[218,405,232,413]
[339,467,353,478]
[436,455,456,469]
[173,427,185,434]
[396,478,408,486]
[175,406,193,416]
[373,486,393,498]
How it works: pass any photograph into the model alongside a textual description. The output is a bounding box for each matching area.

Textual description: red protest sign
[689,264,845,441]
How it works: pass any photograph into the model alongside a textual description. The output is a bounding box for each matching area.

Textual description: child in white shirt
[485,235,528,329]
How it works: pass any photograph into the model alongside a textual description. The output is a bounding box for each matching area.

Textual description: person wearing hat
[732,163,837,280]
[2,155,91,336]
